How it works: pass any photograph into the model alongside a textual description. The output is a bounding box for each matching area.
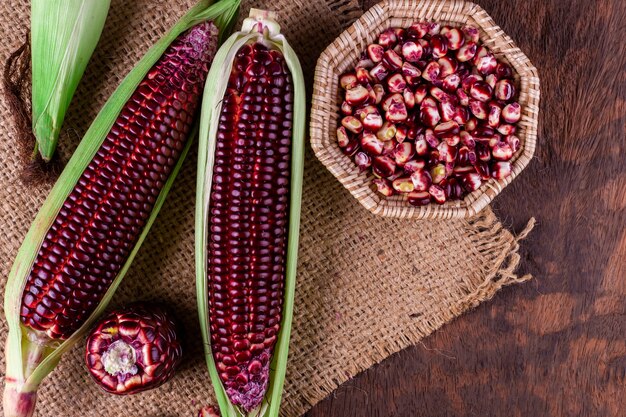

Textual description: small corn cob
[20,21,218,341]
[85,304,182,395]
[3,1,240,416]
[196,9,304,417]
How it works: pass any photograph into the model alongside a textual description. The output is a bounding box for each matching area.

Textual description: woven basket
[310,0,540,219]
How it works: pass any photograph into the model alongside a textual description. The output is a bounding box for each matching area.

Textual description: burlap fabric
[0,0,534,416]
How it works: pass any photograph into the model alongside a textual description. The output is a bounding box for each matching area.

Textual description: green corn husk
[2,1,240,416]
[31,0,110,162]
[195,9,305,417]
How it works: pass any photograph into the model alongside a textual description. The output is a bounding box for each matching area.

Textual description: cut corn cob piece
[196,9,304,417]
[31,0,111,161]
[3,1,240,416]
[85,304,182,395]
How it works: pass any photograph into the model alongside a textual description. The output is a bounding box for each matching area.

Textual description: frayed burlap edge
[279,210,535,417]
[456,216,535,312]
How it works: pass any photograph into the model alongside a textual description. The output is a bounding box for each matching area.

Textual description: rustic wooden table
[306,0,626,416]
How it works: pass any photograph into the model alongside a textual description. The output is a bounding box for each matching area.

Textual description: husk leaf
[31,0,111,162]
[195,9,305,417]
[3,1,241,416]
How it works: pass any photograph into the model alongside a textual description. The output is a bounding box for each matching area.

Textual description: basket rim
[310,0,541,219]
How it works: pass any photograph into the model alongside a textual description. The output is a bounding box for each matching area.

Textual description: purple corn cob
[207,42,293,412]
[19,22,219,340]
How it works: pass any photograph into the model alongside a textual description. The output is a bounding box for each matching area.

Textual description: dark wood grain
[305,0,626,416]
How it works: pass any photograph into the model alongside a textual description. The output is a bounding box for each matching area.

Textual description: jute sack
[0,0,534,416]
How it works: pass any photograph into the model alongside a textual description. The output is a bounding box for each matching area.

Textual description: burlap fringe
[457,217,536,312]
[281,211,536,417]
[326,0,364,28]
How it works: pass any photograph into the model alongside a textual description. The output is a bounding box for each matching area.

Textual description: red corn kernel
[373,178,394,196]
[336,22,524,208]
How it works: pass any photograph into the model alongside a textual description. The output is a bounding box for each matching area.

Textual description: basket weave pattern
[311,0,540,219]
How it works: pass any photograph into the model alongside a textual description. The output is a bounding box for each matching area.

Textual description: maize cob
[85,304,182,395]
[20,21,218,341]
[31,0,111,161]
[209,41,291,411]
[3,1,240,416]
[196,9,304,417]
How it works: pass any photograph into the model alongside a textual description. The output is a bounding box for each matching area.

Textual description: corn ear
[3,1,240,416]
[195,9,305,417]
[31,0,110,162]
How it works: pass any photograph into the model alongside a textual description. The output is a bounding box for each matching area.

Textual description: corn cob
[196,10,304,417]
[3,1,240,416]
[20,21,218,341]
[208,41,292,411]
[85,304,182,395]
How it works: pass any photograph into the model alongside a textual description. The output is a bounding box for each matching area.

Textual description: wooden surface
[305,0,626,416]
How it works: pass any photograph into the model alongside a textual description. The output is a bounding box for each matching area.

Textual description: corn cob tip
[3,384,37,417]
[185,21,220,55]
[226,379,268,413]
